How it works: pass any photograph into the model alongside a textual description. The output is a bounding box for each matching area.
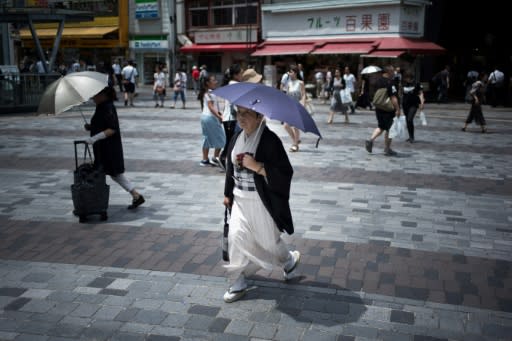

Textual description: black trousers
[404,104,418,139]
[220,120,238,162]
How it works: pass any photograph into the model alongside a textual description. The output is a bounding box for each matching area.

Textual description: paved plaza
[0,86,511,340]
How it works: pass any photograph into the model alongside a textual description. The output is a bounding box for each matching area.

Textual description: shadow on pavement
[247,276,367,326]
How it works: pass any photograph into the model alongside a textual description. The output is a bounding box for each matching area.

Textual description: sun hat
[242,69,262,83]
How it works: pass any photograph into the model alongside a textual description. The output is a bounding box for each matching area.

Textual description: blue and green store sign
[135,0,159,19]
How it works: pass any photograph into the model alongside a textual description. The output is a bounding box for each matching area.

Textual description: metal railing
[0,73,61,114]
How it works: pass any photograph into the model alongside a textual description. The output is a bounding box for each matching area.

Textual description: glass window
[213,7,232,26]
[190,0,209,6]
[191,9,209,27]
[189,0,258,27]
[235,5,257,25]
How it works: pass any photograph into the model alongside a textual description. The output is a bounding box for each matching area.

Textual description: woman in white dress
[283,65,306,152]
[153,65,166,108]
[222,106,300,303]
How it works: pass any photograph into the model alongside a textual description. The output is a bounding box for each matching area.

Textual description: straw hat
[242,69,262,83]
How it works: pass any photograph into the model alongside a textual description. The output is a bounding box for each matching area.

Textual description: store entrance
[142,53,167,85]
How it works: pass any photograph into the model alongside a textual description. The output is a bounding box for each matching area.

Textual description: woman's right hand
[84,123,91,131]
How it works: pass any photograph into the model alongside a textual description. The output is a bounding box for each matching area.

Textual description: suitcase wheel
[79,215,87,223]
[100,212,108,221]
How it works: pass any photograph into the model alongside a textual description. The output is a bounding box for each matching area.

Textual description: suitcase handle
[74,140,93,170]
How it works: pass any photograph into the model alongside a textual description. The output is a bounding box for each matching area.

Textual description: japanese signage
[131,36,168,50]
[135,0,159,19]
[195,30,257,44]
[263,6,424,38]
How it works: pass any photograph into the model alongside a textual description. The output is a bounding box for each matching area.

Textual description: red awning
[374,37,445,54]
[361,50,404,58]
[251,41,315,56]
[180,43,256,53]
[312,41,375,55]
[249,37,445,57]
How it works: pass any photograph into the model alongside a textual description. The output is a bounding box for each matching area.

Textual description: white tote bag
[340,88,353,104]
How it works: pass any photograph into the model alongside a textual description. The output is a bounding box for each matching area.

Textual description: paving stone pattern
[0,86,511,340]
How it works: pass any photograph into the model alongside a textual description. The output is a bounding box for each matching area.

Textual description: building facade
[177,0,260,78]
[128,0,175,85]
[177,0,443,87]
[16,1,129,72]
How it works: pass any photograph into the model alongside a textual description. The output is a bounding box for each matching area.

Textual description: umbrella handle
[79,108,88,124]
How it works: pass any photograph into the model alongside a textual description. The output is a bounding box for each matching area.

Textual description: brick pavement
[0,87,511,340]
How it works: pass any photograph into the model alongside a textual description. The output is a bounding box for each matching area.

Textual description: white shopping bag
[340,88,353,104]
[389,116,406,139]
[419,111,427,126]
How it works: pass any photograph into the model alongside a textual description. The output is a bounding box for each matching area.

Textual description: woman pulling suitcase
[83,86,145,210]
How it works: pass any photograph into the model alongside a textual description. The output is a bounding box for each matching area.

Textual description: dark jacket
[224,126,294,235]
[90,100,125,176]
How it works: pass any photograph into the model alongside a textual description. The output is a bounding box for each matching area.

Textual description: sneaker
[223,275,247,303]
[210,157,220,167]
[365,140,373,153]
[199,159,211,167]
[214,157,225,171]
[128,195,145,210]
[124,100,128,106]
[155,104,159,108]
[223,288,247,303]
[384,149,398,156]
[283,250,301,281]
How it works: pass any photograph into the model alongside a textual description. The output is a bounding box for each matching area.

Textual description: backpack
[372,88,394,111]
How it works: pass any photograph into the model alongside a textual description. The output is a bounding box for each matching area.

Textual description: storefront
[130,35,169,85]
[179,0,259,78]
[179,29,258,78]
[254,1,444,83]
[17,1,129,71]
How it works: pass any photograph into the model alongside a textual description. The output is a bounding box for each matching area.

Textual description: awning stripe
[180,43,256,53]
[19,27,118,39]
[251,43,315,56]
[361,50,404,58]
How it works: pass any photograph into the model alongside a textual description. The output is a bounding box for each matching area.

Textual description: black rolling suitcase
[71,140,110,223]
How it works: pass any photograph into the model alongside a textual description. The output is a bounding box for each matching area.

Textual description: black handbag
[222,207,230,261]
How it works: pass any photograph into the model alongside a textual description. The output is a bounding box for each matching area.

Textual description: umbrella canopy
[361,65,382,74]
[37,71,109,115]
[212,82,322,139]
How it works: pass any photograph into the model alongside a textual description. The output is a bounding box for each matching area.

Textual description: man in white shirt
[343,66,357,114]
[314,71,324,99]
[36,59,46,73]
[488,68,505,107]
[112,59,123,92]
[121,60,138,107]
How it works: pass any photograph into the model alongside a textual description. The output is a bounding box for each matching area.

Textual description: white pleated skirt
[224,188,290,277]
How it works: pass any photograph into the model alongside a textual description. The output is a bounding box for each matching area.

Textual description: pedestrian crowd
[49,57,507,304]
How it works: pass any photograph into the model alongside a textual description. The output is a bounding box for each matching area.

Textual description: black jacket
[90,100,125,176]
[224,126,295,234]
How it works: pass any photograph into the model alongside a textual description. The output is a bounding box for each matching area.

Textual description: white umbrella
[361,65,382,74]
[37,71,109,122]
